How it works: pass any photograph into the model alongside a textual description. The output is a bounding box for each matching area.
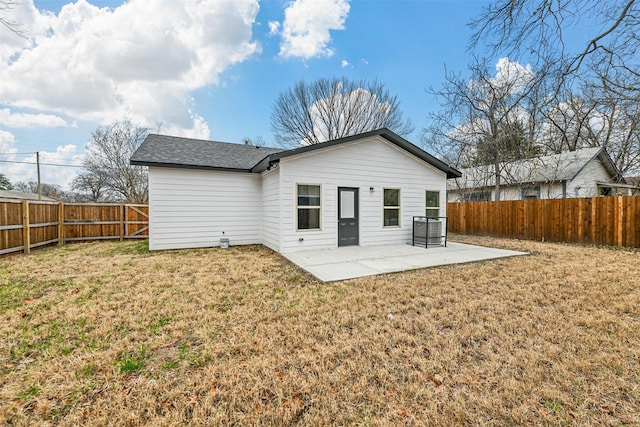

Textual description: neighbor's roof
[130,134,285,172]
[0,190,57,201]
[449,147,623,190]
[131,129,462,179]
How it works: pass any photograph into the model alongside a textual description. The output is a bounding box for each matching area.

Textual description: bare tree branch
[469,0,639,97]
[271,77,414,146]
[78,120,149,203]
[0,0,28,39]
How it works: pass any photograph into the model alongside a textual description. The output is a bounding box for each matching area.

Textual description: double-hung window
[383,188,400,227]
[425,191,440,218]
[297,184,321,230]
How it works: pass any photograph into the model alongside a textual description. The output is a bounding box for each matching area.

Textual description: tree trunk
[494,161,501,201]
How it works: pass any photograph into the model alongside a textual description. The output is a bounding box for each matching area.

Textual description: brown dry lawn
[0,236,639,426]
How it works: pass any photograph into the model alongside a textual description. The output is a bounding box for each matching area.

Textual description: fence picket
[0,200,149,255]
[448,195,640,248]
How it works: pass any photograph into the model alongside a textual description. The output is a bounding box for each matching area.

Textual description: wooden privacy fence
[0,199,148,256]
[447,195,640,248]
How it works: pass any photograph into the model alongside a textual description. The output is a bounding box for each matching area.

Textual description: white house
[447,147,632,202]
[131,129,461,253]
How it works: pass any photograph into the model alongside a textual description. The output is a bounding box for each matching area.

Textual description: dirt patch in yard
[0,237,639,425]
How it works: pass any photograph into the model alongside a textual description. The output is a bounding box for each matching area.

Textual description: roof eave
[130,160,253,173]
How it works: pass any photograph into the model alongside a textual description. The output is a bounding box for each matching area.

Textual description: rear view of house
[131,128,461,253]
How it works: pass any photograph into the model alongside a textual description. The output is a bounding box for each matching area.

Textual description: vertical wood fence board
[447,196,640,248]
[0,200,23,253]
[1,201,149,255]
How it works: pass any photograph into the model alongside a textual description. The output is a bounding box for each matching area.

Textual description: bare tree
[81,120,149,203]
[534,79,640,175]
[1,0,28,38]
[14,181,67,200]
[271,77,414,146]
[0,173,12,190]
[71,172,108,202]
[539,91,599,153]
[423,58,541,200]
[589,83,640,175]
[469,0,639,98]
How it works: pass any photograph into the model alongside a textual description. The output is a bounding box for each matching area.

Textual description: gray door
[338,187,359,247]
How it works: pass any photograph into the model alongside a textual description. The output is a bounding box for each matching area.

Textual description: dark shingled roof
[130,134,284,172]
[131,129,462,179]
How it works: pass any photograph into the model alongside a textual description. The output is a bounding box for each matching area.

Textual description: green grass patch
[0,278,27,314]
[82,362,96,379]
[544,399,564,414]
[17,384,41,400]
[0,276,74,315]
[118,348,147,374]
[161,360,179,370]
[106,240,149,256]
[149,316,172,335]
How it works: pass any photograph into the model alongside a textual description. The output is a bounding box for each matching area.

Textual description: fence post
[58,201,65,246]
[119,203,125,241]
[617,196,624,247]
[22,199,30,255]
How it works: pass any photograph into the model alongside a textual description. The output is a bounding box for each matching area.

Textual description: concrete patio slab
[282,242,527,282]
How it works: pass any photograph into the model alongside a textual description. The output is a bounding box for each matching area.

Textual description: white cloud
[466,57,536,114]
[278,0,350,59]
[268,21,280,35]
[0,108,68,128]
[491,57,535,94]
[35,145,83,189]
[0,0,261,137]
[341,59,350,68]
[0,130,17,154]
[0,130,80,189]
[161,113,211,140]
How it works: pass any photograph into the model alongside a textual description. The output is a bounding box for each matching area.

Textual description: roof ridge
[149,133,283,150]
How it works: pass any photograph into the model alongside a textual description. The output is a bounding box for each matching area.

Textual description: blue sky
[0,0,498,188]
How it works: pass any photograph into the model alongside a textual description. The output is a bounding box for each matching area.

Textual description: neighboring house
[625,177,640,195]
[0,190,56,201]
[448,147,633,202]
[131,128,461,253]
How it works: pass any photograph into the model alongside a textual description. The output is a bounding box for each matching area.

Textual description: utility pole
[36,151,41,201]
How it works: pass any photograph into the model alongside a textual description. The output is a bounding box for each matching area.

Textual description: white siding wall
[278,136,447,253]
[261,167,280,251]
[567,159,613,197]
[449,182,566,201]
[148,167,262,250]
[448,158,616,201]
[499,183,565,200]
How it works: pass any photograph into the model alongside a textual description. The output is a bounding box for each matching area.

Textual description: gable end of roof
[253,128,462,178]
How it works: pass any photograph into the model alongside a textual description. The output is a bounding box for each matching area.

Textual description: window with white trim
[297,184,321,230]
[383,188,400,227]
[521,185,540,200]
[425,191,440,218]
[463,191,492,202]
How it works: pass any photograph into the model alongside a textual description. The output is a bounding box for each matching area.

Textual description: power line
[0,159,84,168]
[0,152,85,162]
